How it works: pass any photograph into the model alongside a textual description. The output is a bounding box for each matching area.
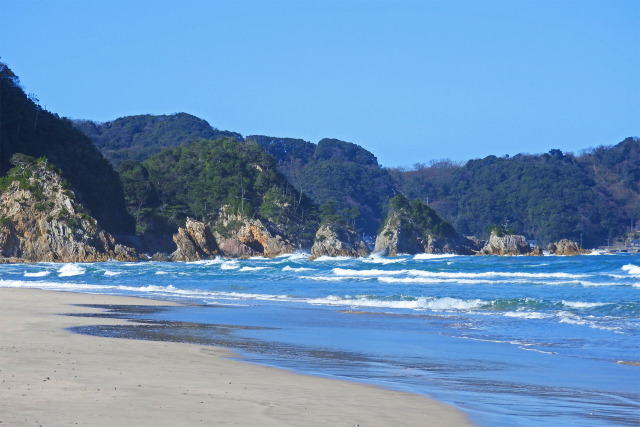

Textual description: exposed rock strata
[0,157,137,263]
[310,222,370,260]
[374,211,479,256]
[212,206,296,258]
[547,239,586,256]
[170,218,218,261]
[477,232,531,256]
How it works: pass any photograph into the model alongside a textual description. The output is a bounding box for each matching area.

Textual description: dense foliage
[121,138,318,246]
[0,62,133,234]
[387,194,457,239]
[253,137,395,234]
[390,142,639,247]
[74,113,242,168]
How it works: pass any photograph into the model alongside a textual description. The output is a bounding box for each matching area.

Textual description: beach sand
[0,288,474,426]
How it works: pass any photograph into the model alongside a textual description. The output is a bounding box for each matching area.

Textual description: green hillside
[0,62,133,234]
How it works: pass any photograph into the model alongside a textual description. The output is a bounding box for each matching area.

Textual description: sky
[2,0,639,167]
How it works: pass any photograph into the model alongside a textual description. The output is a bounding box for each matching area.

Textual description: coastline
[0,288,474,426]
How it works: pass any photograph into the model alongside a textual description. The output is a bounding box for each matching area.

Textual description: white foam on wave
[622,264,640,277]
[155,271,169,275]
[378,277,497,285]
[239,266,268,271]
[307,295,487,311]
[282,266,315,272]
[103,270,121,276]
[58,264,86,277]
[362,254,405,264]
[23,271,50,277]
[312,256,353,262]
[332,268,588,280]
[504,311,550,319]
[562,300,608,309]
[557,311,621,331]
[220,261,240,270]
[413,253,459,260]
[301,275,371,282]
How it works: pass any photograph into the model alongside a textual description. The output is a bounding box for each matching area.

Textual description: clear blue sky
[2,0,638,167]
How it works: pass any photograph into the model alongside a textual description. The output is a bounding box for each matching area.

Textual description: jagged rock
[310,222,370,259]
[374,198,479,256]
[527,246,544,256]
[547,239,586,256]
[150,252,170,262]
[212,206,296,258]
[477,232,531,256]
[170,218,217,261]
[0,156,138,262]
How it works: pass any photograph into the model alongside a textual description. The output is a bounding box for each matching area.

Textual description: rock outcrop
[374,196,479,256]
[547,239,586,256]
[212,206,296,258]
[310,221,370,259]
[477,232,531,256]
[527,246,544,256]
[0,156,138,263]
[170,218,218,261]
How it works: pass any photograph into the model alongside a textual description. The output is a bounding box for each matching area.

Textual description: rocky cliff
[547,239,587,256]
[170,218,218,261]
[374,196,479,256]
[0,155,137,262]
[477,232,532,256]
[211,206,296,258]
[310,221,370,259]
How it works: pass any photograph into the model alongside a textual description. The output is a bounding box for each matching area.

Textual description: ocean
[1,253,639,426]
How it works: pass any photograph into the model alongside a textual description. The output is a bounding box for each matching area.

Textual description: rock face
[527,246,544,256]
[211,206,296,258]
[310,222,370,259]
[374,209,479,256]
[0,156,138,263]
[547,239,586,256]
[477,232,531,256]
[170,218,218,261]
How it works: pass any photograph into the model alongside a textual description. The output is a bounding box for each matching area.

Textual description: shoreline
[0,287,474,426]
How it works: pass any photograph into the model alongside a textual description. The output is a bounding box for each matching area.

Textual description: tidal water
[1,253,639,426]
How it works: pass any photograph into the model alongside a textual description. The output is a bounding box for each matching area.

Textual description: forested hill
[0,62,133,234]
[73,114,242,168]
[389,139,640,247]
[249,136,395,234]
[69,107,637,247]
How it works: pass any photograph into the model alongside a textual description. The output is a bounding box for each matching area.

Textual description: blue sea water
[1,253,639,426]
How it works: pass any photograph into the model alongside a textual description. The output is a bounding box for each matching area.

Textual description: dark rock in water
[547,239,586,256]
[477,232,531,256]
[527,246,544,256]
[150,252,170,262]
[374,195,479,256]
[0,156,138,263]
[310,221,370,260]
[170,218,218,261]
[211,206,296,258]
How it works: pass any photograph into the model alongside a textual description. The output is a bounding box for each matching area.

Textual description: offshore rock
[547,239,586,256]
[374,207,479,256]
[0,156,138,263]
[170,218,218,262]
[310,221,370,260]
[477,232,531,256]
[527,246,544,256]
[212,206,296,258]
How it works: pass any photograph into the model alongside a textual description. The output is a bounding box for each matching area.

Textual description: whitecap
[312,256,353,262]
[220,261,240,270]
[239,266,268,271]
[622,264,640,277]
[103,270,121,276]
[362,254,405,264]
[562,300,608,309]
[413,253,459,260]
[58,264,86,277]
[282,266,315,272]
[504,311,550,319]
[23,271,50,277]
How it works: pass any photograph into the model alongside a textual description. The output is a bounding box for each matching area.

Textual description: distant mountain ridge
[73,113,242,168]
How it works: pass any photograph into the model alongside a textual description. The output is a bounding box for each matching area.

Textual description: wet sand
[0,288,474,426]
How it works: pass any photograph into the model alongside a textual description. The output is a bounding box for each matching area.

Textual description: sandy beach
[0,288,474,426]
